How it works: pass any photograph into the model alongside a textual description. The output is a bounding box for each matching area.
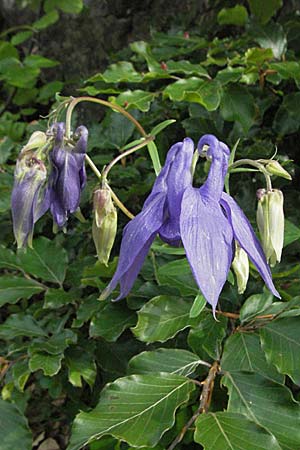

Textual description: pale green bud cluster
[92,187,117,266]
[256,188,284,267]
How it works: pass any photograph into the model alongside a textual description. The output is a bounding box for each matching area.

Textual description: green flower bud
[265,160,291,180]
[23,131,47,152]
[92,188,117,266]
[256,188,284,267]
[232,242,249,294]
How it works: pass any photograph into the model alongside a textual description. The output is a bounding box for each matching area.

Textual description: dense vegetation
[1,1,300,449]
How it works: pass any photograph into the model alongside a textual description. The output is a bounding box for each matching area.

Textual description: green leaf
[0,246,20,270]
[147,140,161,175]
[0,276,44,307]
[90,62,143,83]
[18,237,68,285]
[251,22,287,59]
[269,61,300,86]
[29,352,63,376]
[188,311,227,360]
[247,0,282,24]
[128,348,209,376]
[164,78,222,111]
[12,359,30,392]
[284,219,300,246]
[157,259,198,296]
[33,10,59,30]
[189,293,206,318]
[195,412,281,450]
[37,80,64,103]
[260,317,300,384]
[11,31,33,46]
[68,373,194,450]
[217,5,248,26]
[220,85,255,133]
[150,119,176,136]
[0,399,32,450]
[114,90,155,112]
[273,92,300,135]
[57,0,83,13]
[215,67,244,85]
[239,292,274,323]
[132,295,196,343]
[165,60,210,78]
[65,347,97,388]
[24,55,59,68]
[43,288,75,309]
[245,47,274,66]
[0,314,46,339]
[29,329,77,355]
[90,302,136,342]
[222,371,300,449]
[221,332,283,383]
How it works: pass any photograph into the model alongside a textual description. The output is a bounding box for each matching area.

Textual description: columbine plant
[11,95,291,313]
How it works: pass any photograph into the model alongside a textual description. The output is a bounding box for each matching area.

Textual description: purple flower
[11,150,50,248]
[180,134,280,314]
[50,123,88,227]
[100,138,194,300]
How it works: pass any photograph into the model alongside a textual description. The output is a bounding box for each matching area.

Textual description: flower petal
[100,192,166,300]
[159,138,194,245]
[220,192,280,298]
[180,185,233,314]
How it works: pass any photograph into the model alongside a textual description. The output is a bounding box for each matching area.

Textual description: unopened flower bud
[92,188,117,266]
[256,188,284,267]
[232,242,249,294]
[265,160,291,180]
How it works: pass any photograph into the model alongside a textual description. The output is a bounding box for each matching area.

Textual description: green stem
[65,96,147,139]
[105,183,134,220]
[229,159,272,191]
[102,135,154,183]
[85,154,102,180]
[0,25,35,38]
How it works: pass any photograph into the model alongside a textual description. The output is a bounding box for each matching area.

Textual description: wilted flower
[100,138,194,300]
[11,131,50,248]
[50,122,88,227]
[232,243,249,294]
[256,188,284,267]
[92,187,117,266]
[101,134,280,313]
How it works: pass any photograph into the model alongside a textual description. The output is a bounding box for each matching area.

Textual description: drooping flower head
[180,134,280,314]
[11,132,51,248]
[100,138,194,300]
[49,122,88,227]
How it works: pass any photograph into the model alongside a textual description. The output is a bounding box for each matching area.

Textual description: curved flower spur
[101,134,280,314]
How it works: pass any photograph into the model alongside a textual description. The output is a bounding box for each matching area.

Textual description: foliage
[1,1,300,449]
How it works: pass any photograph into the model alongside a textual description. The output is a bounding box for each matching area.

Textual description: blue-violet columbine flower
[101,134,280,313]
[100,138,194,300]
[49,122,88,227]
[180,134,279,314]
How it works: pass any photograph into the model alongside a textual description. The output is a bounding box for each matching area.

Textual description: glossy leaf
[157,258,198,296]
[0,276,44,306]
[239,292,274,323]
[164,78,222,111]
[220,85,255,133]
[0,314,46,339]
[273,92,300,135]
[90,302,136,342]
[188,311,227,360]
[65,347,97,388]
[221,332,283,383]
[223,371,300,449]
[128,348,209,376]
[29,352,63,376]
[195,412,281,450]
[132,295,196,343]
[260,317,300,384]
[18,237,68,285]
[217,5,248,26]
[68,373,194,450]
[0,399,32,450]
[114,90,155,112]
[247,0,282,24]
